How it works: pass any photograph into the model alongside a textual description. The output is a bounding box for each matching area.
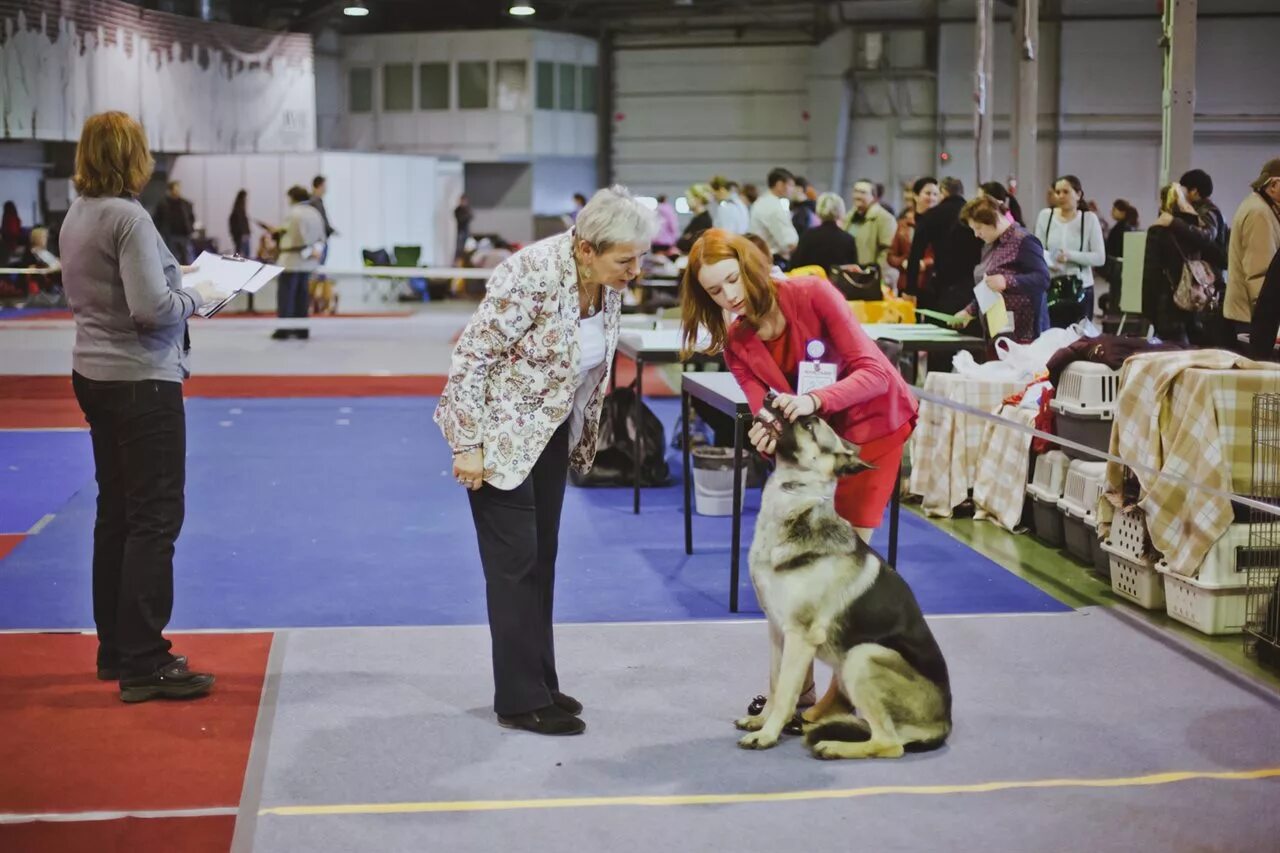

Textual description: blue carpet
[0,397,1067,629]
[0,431,95,534]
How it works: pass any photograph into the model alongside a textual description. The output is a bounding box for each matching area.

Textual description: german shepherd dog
[735,397,952,759]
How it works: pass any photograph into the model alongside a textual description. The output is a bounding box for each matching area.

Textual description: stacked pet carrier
[1049,362,1120,458]
[1058,460,1109,577]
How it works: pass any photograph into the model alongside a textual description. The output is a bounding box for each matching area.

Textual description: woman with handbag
[1035,175,1106,325]
[788,192,860,275]
[1143,184,1221,345]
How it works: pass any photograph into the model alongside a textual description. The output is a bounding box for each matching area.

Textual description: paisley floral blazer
[434,230,621,490]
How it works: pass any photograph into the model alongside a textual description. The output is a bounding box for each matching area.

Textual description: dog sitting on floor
[735,396,952,759]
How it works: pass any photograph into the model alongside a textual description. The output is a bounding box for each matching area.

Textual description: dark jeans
[466,421,570,715]
[277,271,311,319]
[71,372,185,677]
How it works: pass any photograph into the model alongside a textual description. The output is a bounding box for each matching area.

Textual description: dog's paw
[734,715,765,732]
[808,740,845,760]
[738,730,779,750]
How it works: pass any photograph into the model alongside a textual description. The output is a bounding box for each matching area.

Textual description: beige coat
[1225,191,1280,322]
[847,203,897,269]
[434,231,620,490]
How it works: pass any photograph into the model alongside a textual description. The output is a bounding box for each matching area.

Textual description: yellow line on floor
[259,766,1280,817]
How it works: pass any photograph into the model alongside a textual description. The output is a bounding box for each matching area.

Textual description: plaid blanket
[1098,350,1280,576]
[909,373,1027,516]
[973,404,1038,531]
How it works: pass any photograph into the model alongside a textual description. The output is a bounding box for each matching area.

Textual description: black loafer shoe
[497,704,585,736]
[98,655,186,682]
[551,690,583,716]
[119,659,215,703]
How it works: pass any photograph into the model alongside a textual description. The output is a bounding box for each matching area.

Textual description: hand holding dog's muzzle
[751,408,782,456]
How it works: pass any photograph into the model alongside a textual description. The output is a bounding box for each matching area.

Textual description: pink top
[723,276,918,445]
[654,202,681,247]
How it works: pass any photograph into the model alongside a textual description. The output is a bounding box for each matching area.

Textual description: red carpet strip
[0,815,235,853]
[0,632,271,814]
[0,535,24,561]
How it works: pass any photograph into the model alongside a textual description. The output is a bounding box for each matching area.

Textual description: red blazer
[723,276,918,446]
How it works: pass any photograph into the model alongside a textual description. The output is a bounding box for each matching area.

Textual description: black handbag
[1041,210,1091,327]
[829,264,882,301]
[569,387,670,487]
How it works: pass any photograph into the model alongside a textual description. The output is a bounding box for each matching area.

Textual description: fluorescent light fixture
[343,1,369,16]
[636,196,658,210]
[675,197,690,214]
[508,3,536,15]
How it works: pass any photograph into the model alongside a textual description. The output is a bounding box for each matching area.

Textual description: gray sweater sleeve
[119,215,202,328]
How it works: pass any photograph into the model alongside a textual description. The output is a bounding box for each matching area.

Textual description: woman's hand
[947,309,973,329]
[180,264,199,275]
[186,279,225,303]
[453,448,485,490]
[773,393,819,422]
[748,421,777,455]
[984,273,1008,293]
[1054,248,1071,266]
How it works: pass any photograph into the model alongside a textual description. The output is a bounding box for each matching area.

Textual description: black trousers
[72,372,185,677]
[467,421,570,715]
[277,271,311,319]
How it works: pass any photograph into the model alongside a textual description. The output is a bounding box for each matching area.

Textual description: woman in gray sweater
[60,111,222,702]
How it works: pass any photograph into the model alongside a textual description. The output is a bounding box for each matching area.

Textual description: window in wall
[495,60,529,112]
[580,65,597,112]
[458,61,490,110]
[535,61,555,110]
[419,62,450,110]
[349,67,373,113]
[383,64,414,112]
[558,63,576,112]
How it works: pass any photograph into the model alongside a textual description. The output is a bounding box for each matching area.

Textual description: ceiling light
[508,3,536,16]
[343,1,369,17]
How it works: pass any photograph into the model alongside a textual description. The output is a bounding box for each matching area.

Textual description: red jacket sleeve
[723,336,770,417]
[806,279,894,413]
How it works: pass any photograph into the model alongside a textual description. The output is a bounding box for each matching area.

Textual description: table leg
[888,461,902,568]
[730,413,745,613]
[633,356,644,514]
[683,389,693,555]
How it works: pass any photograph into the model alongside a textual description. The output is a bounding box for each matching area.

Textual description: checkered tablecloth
[1099,351,1280,577]
[908,373,1027,517]
[973,404,1038,531]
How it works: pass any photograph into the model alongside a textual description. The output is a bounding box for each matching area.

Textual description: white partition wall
[170,152,458,269]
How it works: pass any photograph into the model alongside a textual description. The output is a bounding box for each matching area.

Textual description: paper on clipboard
[183,252,284,317]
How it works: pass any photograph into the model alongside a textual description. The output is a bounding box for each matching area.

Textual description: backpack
[569,387,670,487]
[1167,238,1219,314]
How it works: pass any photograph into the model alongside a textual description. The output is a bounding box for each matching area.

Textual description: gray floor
[245,612,1280,852]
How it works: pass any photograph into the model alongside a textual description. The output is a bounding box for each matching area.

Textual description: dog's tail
[803,715,870,747]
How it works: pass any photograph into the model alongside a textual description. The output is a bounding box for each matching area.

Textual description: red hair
[680,228,776,357]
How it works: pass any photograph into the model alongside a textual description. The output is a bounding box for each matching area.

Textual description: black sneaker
[497,704,585,736]
[271,329,291,340]
[551,690,583,716]
[98,655,186,682]
[119,659,215,703]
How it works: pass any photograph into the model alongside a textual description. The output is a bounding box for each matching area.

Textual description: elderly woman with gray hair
[435,185,657,736]
[788,191,861,272]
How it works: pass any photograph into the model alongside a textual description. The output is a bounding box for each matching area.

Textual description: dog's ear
[833,443,875,476]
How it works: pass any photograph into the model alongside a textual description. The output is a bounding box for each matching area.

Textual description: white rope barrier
[912,385,1280,519]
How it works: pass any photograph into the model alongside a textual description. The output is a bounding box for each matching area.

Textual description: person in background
[676,183,715,255]
[153,181,195,265]
[876,183,897,219]
[845,179,896,272]
[2,200,22,257]
[710,176,750,234]
[790,192,859,272]
[436,186,657,736]
[889,177,940,295]
[21,226,59,272]
[908,177,982,315]
[1226,158,1280,334]
[571,193,588,221]
[454,194,474,261]
[790,177,818,238]
[273,185,326,341]
[20,226,62,304]
[309,175,336,253]
[1247,250,1280,360]
[948,195,1050,342]
[749,167,799,264]
[1104,199,1140,286]
[1034,174,1106,324]
[60,111,222,702]
[741,183,760,207]
[1143,183,1218,346]
[1179,169,1228,264]
[651,194,680,252]
[679,227,917,720]
[979,181,1023,226]
[230,190,252,258]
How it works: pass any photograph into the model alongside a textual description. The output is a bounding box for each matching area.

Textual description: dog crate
[1026,451,1070,547]
[1103,509,1165,609]
[1058,461,1109,576]
[1159,525,1259,635]
[1246,394,1280,665]
[1050,363,1121,461]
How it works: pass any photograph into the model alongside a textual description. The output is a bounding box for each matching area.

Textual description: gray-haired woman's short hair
[575,185,658,251]
[816,192,846,223]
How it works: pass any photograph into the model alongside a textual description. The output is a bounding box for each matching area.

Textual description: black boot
[119,659,215,703]
[497,704,585,735]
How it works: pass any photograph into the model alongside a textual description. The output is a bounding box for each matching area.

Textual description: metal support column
[974,0,995,185]
[596,28,614,187]
[1011,0,1039,209]
[831,69,855,203]
[1160,0,1197,186]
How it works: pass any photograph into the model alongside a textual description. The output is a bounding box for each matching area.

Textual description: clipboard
[184,251,284,318]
